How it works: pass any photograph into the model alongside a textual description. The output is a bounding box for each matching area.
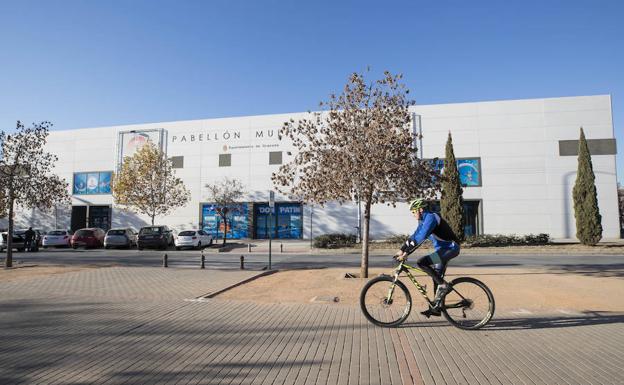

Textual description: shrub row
[314,232,551,248]
[313,233,357,249]
[463,233,550,247]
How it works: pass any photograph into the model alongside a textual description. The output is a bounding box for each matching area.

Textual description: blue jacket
[403,211,457,253]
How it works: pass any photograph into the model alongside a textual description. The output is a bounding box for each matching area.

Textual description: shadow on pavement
[486,311,624,330]
[545,263,624,278]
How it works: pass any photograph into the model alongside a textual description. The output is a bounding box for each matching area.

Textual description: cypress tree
[440,132,465,241]
[572,127,602,245]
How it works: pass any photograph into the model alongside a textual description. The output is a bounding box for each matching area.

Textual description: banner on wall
[73,172,113,195]
[117,129,164,168]
[429,158,482,187]
[201,203,249,239]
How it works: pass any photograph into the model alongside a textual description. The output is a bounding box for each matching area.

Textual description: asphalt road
[3,247,623,271]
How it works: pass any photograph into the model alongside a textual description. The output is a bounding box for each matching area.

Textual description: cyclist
[395,198,461,317]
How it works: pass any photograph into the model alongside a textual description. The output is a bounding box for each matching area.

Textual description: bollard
[248,243,251,252]
[240,255,245,270]
[201,253,205,269]
[163,254,168,268]
[280,243,283,253]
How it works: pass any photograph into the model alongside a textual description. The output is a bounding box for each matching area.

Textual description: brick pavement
[1,267,622,385]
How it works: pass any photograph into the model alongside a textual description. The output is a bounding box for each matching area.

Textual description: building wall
[3,95,619,239]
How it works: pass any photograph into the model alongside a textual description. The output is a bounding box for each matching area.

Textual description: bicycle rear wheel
[360,275,412,327]
[441,277,495,330]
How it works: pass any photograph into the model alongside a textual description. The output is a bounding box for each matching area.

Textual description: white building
[3,95,619,240]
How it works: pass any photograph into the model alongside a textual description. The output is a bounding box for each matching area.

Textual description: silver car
[104,228,138,249]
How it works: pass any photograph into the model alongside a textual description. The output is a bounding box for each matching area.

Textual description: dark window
[269,151,282,165]
[171,156,184,168]
[219,154,231,167]
[75,230,94,237]
[559,139,617,156]
[179,231,196,236]
[107,230,126,235]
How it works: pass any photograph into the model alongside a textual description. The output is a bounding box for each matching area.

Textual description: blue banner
[73,171,113,195]
[429,158,481,187]
[202,203,249,239]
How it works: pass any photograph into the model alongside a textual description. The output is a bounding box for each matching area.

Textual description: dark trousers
[416,243,460,294]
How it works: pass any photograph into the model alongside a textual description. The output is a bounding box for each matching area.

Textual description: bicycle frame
[389,261,435,307]
[387,260,470,310]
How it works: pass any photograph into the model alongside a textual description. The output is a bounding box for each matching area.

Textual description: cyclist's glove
[400,239,418,255]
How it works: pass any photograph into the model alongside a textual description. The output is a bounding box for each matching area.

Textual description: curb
[200,270,278,298]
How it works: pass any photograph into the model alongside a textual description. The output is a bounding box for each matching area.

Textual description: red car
[71,228,106,249]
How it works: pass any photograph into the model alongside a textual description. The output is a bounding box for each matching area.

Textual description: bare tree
[272,70,439,278]
[0,121,70,268]
[113,142,190,225]
[205,177,246,245]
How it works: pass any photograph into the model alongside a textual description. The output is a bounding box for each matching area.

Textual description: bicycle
[360,256,495,330]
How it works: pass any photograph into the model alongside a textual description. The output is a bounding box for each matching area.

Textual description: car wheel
[208,239,213,247]
[72,245,78,250]
[138,247,143,251]
[196,242,202,250]
[176,246,180,251]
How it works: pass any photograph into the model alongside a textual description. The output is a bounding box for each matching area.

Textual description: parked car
[71,228,106,249]
[14,228,44,251]
[104,228,137,249]
[0,233,26,252]
[175,230,213,250]
[43,230,73,248]
[137,225,174,250]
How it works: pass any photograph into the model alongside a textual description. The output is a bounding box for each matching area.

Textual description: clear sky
[1,0,622,183]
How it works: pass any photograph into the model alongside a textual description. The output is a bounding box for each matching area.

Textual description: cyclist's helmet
[408,198,428,212]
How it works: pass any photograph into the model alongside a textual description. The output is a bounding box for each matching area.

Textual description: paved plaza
[1,266,623,385]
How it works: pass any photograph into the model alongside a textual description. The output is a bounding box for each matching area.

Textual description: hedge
[313,233,357,249]
[464,233,550,247]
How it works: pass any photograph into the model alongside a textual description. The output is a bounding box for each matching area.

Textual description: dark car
[71,228,106,249]
[0,233,26,252]
[137,226,174,250]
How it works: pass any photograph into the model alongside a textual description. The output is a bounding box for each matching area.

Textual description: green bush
[313,233,357,248]
[464,233,550,247]
[384,234,411,246]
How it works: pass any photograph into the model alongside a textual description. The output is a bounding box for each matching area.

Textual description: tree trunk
[360,197,372,278]
[5,199,14,268]
[151,213,155,226]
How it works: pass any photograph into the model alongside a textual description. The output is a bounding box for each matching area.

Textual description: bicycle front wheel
[360,275,412,327]
[442,277,495,330]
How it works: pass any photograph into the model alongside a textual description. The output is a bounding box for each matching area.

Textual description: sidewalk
[0,265,622,385]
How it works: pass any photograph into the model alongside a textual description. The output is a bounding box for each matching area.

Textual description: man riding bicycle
[395,198,461,318]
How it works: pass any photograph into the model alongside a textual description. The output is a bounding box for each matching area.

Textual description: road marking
[556,309,583,316]
[183,298,212,302]
[511,308,533,315]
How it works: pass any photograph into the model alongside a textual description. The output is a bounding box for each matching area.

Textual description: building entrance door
[88,206,112,231]
[254,202,303,239]
[463,201,480,237]
[71,206,87,232]
[430,200,481,237]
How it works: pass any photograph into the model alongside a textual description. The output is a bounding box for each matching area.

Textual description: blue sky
[1,0,622,183]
